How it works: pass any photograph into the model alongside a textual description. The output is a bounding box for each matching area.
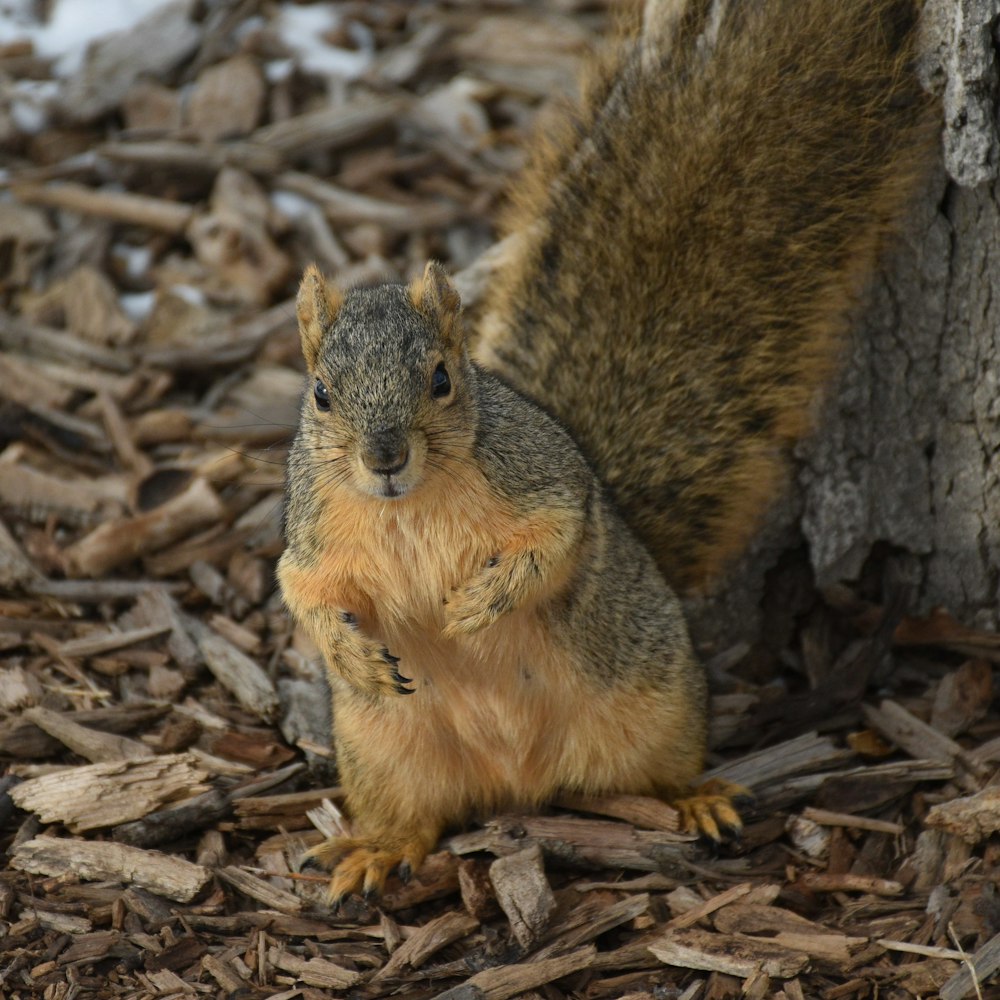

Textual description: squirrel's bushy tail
[476,0,936,592]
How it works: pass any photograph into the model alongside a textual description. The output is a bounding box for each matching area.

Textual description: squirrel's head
[295,261,477,501]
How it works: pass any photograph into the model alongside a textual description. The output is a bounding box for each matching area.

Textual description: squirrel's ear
[296,264,343,371]
[409,261,464,348]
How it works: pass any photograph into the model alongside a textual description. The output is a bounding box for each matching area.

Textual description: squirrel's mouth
[377,476,407,499]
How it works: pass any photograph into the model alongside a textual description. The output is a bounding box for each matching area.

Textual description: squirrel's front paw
[442,555,514,637]
[335,615,413,697]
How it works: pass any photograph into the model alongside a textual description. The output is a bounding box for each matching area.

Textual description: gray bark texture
[688,0,1000,644]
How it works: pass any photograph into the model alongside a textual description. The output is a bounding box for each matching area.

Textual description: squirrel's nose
[362,443,410,476]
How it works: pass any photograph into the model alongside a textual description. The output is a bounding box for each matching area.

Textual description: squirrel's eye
[314,380,331,411]
[431,363,451,399]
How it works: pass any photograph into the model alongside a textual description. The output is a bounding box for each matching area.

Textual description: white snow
[119,291,156,323]
[270,190,315,221]
[0,0,176,75]
[276,4,374,82]
[9,79,59,133]
[171,284,206,307]
[112,243,154,282]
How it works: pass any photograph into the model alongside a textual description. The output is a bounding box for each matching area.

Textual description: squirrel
[278,0,935,904]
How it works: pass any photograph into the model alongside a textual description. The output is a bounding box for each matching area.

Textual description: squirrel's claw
[673,778,754,846]
[301,835,431,908]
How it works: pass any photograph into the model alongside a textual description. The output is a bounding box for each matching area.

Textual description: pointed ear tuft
[409,261,463,347]
[296,264,343,371]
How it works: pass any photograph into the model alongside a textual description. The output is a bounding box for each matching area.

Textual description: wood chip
[800,806,905,835]
[21,706,153,763]
[10,753,209,832]
[557,793,680,831]
[217,866,302,914]
[863,699,986,789]
[64,476,226,576]
[12,837,209,902]
[665,882,755,930]
[489,844,556,949]
[266,949,363,990]
[435,946,597,1000]
[374,910,479,980]
[798,873,903,896]
[925,785,1000,843]
[939,929,1000,1000]
[649,928,808,979]
[11,182,195,234]
[197,628,279,721]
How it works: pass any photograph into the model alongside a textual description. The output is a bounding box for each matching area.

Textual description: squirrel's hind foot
[673,778,755,845]
[300,834,431,907]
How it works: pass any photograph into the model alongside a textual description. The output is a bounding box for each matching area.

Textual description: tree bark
[691,0,1000,644]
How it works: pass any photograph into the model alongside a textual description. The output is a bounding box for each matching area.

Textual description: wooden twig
[11,182,194,234]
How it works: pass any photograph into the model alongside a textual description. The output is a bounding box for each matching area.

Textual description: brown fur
[477,0,936,592]
[279,0,936,901]
[280,270,707,899]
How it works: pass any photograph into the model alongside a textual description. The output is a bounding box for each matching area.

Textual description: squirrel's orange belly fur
[335,618,686,828]
[280,480,695,836]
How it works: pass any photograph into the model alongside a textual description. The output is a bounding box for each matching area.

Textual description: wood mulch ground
[0,2,998,998]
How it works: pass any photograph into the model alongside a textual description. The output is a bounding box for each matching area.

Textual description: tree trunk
[691,0,1000,645]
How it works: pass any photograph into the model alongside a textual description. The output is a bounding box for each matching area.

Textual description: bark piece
[863,699,986,789]
[64,476,225,576]
[9,753,209,832]
[931,659,993,737]
[713,905,863,963]
[187,55,265,141]
[12,182,194,235]
[434,946,596,1000]
[112,789,231,848]
[266,949,363,990]
[925,785,1000,843]
[0,704,168,758]
[458,858,499,921]
[12,838,209,902]
[558,793,680,831]
[451,813,693,873]
[118,589,201,672]
[217,866,302,914]
[276,171,458,231]
[197,628,279,721]
[649,928,808,979]
[705,731,851,789]
[488,844,556,949]
[919,0,999,186]
[0,665,41,712]
[27,265,134,346]
[800,806,904,835]
[121,79,182,131]
[22,706,153,763]
[201,953,245,993]
[374,911,479,980]
[798,873,903,895]
[0,516,41,589]
[532,893,651,961]
[0,460,127,527]
[251,95,407,159]
[381,851,461,911]
[665,883,755,930]
[55,624,169,659]
[939,929,1000,1000]
[187,172,292,306]
[0,202,53,288]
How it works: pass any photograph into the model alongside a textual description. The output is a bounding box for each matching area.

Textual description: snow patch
[0,0,176,75]
[276,4,374,81]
